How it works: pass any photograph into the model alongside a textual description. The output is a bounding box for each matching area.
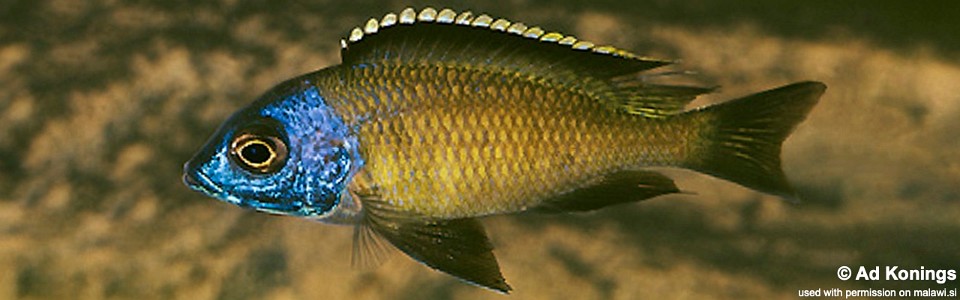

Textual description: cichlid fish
[183,7,825,293]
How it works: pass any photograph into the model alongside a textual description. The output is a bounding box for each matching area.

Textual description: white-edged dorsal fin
[338,7,673,82]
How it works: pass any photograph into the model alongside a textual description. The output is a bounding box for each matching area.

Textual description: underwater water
[2,1,959,299]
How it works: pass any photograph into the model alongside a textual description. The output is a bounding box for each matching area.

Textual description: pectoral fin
[359,196,511,293]
[536,170,681,213]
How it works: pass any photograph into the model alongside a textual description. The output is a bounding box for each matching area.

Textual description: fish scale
[319,64,693,218]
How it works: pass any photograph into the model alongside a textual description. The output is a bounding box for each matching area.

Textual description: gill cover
[183,81,362,218]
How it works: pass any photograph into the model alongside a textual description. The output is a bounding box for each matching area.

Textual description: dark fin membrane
[535,170,681,213]
[607,82,717,117]
[683,81,826,202]
[340,7,671,87]
[360,196,511,293]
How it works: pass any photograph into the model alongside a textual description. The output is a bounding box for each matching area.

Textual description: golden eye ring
[230,132,288,174]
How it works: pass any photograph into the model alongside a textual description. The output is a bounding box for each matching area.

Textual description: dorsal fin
[607,83,717,117]
[339,7,672,85]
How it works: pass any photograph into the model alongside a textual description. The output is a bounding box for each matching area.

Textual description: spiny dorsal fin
[339,7,672,84]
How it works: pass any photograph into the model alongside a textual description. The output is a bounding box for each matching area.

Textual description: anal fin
[360,197,511,293]
[536,170,680,213]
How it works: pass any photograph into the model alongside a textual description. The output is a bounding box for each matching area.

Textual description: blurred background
[1,0,958,299]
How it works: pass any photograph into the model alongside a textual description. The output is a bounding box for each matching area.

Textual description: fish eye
[229,124,288,174]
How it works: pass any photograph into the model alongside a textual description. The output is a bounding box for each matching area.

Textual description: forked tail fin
[682,81,826,202]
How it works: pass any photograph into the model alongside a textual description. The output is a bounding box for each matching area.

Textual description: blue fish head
[183,82,361,218]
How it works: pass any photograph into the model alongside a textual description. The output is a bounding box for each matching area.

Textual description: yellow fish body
[184,7,825,292]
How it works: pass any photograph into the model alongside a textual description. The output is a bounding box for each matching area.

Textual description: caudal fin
[683,81,826,202]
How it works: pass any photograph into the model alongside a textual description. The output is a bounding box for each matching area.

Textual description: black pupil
[241,142,272,165]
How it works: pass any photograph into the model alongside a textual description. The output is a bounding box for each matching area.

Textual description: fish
[182,7,825,293]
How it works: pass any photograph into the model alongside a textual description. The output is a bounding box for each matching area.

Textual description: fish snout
[181,161,222,196]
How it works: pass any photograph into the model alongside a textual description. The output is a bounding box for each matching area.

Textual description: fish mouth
[183,168,303,215]
[182,166,224,198]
